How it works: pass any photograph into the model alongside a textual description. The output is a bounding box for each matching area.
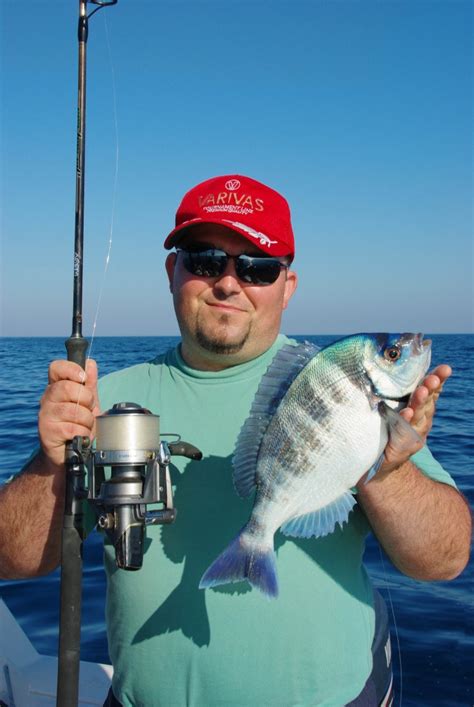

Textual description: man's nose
[213,258,242,295]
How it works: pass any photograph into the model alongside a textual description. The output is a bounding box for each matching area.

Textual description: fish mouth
[397,333,431,356]
[412,333,432,355]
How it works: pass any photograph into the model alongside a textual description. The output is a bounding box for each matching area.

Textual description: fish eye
[384,345,401,362]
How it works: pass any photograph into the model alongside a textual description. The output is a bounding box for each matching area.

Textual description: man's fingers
[408,364,452,417]
[40,401,96,431]
[432,364,452,383]
[43,379,96,410]
[408,383,440,435]
[46,359,99,411]
[48,359,99,385]
[409,386,429,408]
[39,399,97,465]
[398,408,414,423]
[41,420,96,457]
[420,365,452,395]
[387,364,451,465]
[48,360,87,385]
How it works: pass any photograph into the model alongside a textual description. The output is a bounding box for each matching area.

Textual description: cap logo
[225,179,240,191]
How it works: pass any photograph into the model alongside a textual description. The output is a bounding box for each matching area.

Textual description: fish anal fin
[280,491,356,539]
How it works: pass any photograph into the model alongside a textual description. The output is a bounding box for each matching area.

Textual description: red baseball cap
[164,174,295,259]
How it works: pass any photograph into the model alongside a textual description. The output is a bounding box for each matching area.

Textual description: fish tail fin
[199,531,278,599]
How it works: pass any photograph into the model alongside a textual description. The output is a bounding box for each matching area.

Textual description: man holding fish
[0,175,471,706]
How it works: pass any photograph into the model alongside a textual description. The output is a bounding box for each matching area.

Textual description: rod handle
[65,335,89,369]
[56,525,83,706]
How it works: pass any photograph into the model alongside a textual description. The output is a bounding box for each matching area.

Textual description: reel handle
[168,442,203,461]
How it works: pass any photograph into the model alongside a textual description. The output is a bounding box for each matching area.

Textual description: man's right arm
[0,359,100,579]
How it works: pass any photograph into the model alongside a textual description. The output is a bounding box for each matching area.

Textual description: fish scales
[200,333,431,597]
[253,360,382,532]
[257,353,375,488]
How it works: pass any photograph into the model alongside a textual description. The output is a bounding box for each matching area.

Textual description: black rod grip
[57,525,83,705]
[65,335,89,369]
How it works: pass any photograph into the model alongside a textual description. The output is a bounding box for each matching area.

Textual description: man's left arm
[356,365,472,581]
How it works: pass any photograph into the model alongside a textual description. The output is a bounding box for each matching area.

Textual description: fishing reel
[68,402,202,571]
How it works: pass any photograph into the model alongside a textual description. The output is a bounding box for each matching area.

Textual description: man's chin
[195,327,249,355]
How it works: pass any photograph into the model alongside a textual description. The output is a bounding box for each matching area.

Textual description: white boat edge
[0,597,113,706]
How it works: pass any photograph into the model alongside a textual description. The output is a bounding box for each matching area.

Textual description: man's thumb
[85,358,101,414]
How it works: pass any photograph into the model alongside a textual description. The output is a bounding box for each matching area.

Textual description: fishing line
[378,545,403,707]
[75,9,119,402]
[87,9,119,363]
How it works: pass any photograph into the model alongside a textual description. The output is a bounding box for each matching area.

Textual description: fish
[199,332,432,598]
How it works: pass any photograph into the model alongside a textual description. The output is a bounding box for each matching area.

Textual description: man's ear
[165,252,177,293]
[282,269,298,310]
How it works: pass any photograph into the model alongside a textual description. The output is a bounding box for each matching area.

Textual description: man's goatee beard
[196,327,249,355]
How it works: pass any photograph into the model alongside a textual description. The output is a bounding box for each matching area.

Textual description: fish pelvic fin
[199,532,278,599]
[281,491,357,539]
[233,341,319,497]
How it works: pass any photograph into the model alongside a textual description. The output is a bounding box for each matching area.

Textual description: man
[0,175,471,706]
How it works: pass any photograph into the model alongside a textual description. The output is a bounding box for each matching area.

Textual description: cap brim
[164,218,293,258]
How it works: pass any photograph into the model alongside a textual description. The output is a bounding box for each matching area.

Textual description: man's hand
[38,358,101,468]
[398,364,452,436]
[0,358,100,578]
[381,364,452,472]
[356,361,471,581]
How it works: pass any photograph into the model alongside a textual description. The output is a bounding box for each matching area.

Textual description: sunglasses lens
[179,249,285,285]
[182,250,227,278]
[236,256,282,285]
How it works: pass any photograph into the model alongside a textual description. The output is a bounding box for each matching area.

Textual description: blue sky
[1,0,472,336]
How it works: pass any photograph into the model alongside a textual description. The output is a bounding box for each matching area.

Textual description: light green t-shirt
[97,335,456,707]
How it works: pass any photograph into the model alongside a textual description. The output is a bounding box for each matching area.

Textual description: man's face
[165,225,297,370]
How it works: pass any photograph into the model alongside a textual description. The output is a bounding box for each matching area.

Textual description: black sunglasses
[176,248,288,286]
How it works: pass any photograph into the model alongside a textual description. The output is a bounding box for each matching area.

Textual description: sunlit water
[0,335,472,705]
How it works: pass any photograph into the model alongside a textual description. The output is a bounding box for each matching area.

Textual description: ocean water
[0,334,472,706]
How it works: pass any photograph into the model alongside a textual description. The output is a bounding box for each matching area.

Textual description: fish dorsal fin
[280,490,357,539]
[233,341,319,498]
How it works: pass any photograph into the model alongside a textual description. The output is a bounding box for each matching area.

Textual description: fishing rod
[58,2,118,705]
[58,5,202,705]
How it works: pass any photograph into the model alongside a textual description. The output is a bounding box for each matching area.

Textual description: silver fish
[200,333,431,598]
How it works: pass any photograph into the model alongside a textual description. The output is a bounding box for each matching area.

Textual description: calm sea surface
[0,335,472,706]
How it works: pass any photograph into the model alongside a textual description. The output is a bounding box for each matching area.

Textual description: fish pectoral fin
[280,491,356,539]
[379,401,423,453]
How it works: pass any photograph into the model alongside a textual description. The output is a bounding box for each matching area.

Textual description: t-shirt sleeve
[410,445,458,489]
